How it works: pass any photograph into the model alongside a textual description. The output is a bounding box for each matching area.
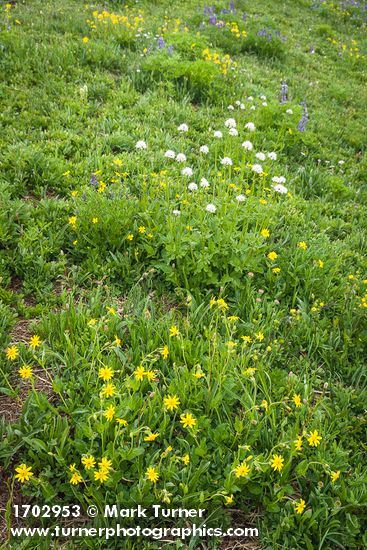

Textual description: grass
[0,0,366,548]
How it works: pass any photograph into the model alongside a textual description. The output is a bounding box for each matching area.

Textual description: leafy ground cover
[0,0,366,548]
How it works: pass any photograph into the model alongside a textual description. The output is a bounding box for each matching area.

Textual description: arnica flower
[81,456,96,470]
[331,470,341,483]
[234,461,250,478]
[6,345,19,361]
[104,405,116,421]
[134,365,145,380]
[200,177,210,188]
[98,366,113,381]
[224,118,236,128]
[308,430,322,447]
[267,251,278,261]
[161,345,169,359]
[225,494,234,505]
[221,157,233,166]
[213,130,223,138]
[270,454,284,472]
[206,203,216,213]
[298,241,308,250]
[176,153,186,162]
[15,464,33,483]
[165,150,176,159]
[19,365,33,379]
[178,123,188,132]
[116,418,128,426]
[242,140,253,150]
[29,335,41,349]
[252,164,263,174]
[180,412,196,429]
[100,383,116,398]
[144,432,160,442]
[294,499,306,515]
[146,466,159,483]
[182,454,190,465]
[245,122,256,131]
[292,394,302,408]
[98,457,112,472]
[169,325,179,337]
[164,394,180,411]
[261,228,270,238]
[255,152,266,161]
[70,472,83,485]
[94,470,109,483]
[135,140,147,150]
[181,167,193,177]
[199,145,209,154]
[295,436,303,452]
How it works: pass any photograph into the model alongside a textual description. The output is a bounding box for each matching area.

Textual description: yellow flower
[114,335,121,347]
[292,394,302,408]
[308,430,322,447]
[70,472,83,485]
[161,345,169,359]
[331,470,341,483]
[29,335,41,349]
[225,494,234,505]
[182,454,190,465]
[270,454,284,472]
[134,365,145,381]
[297,241,308,250]
[127,233,134,241]
[261,399,268,411]
[294,436,303,452]
[145,370,156,381]
[169,325,179,337]
[241,335,252,344]
[144,432,160,442]
[146,466,159,483]
[164,394,180,411]
[261,228,270,238]
[138,226,146,234]
[113,159,123,166]
[227,315,239,321]
[255,331,264,342]
[294,499,306,514]
[104,405,116,421]
[234,462,250,478]
[19,365,33,379]
[88,318,97,327]
[267,251,278,261]
[272,267,281,274]
[107,307,116,316]
[81,456,96,470]
[180,413,196,429]
[98,366,114,381]
[69,463,76,472]
[82,36,89,43]
[216,298,229,311]
[98,458,112,472]
[193,370,204,379]
[68,216,77,228]
[14,464,33,483]
[100,383,116,398]
[6,345,19,361]
[92,217,98,224]
[94,469,109,483]
[116,418,128,426]
[317,260,324,268]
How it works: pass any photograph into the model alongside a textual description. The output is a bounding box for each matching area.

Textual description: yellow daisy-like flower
[294,498,306,514]
[182,454,190,465]
[317,259,324,268]
[82,36,89,43]
[255,331,264,341]
[19,365,33,379]
[98,458,112,472]
[138,226,146,234]
[6,345,19,361]
[92,217,98,224]
[94,469,109,483]
[225,494,234,505]
[164,394,180,411]
[272,267,281,273]
[88,318,97,327]
[234,462,250,478]
[100,383,116,398]
[270,454,284,472]
[261,399,268,411]
[193,370,205,379]
[330,470,341,483]
[267,251,278,261]
[70,472,83,485]
[116,418,128,426]
[294,436,303,452]
[14,464,33,483]
[127,233,134,241]
[104,405,116,421]
[114,335,121,347]
[81,455,96,470]
[144,432,160,442]
[169,325,179,337]
[261,228,270,238]
[134,365,145,381]
[146,466,159,483]
[180,413,196,429]
[29,335,41,349]
[145,370,156,381]
[98,366,113,381]
[308,430,322,447]
[297,241,308,250]
[292,394,302,408]
[161,345,169,359]
[241,335,252,344]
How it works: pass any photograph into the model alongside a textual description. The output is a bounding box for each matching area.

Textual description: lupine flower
[164,150,176,159]
[176,153,186,162]
[200,145,209,154]
[167,44,174,56]
[181,167,193,177]
[245,122,256,131]
[206,204,216,213]
[135,140,147,150]
[157,36,165,49]
[280,81,288,104]
[242,140,253,150]
[298,101,309,132]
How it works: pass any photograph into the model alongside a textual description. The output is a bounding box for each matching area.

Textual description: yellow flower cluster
[202,48,237,75]
[87,9,144,32]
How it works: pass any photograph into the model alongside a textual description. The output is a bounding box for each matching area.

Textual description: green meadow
[0,0,366,548]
